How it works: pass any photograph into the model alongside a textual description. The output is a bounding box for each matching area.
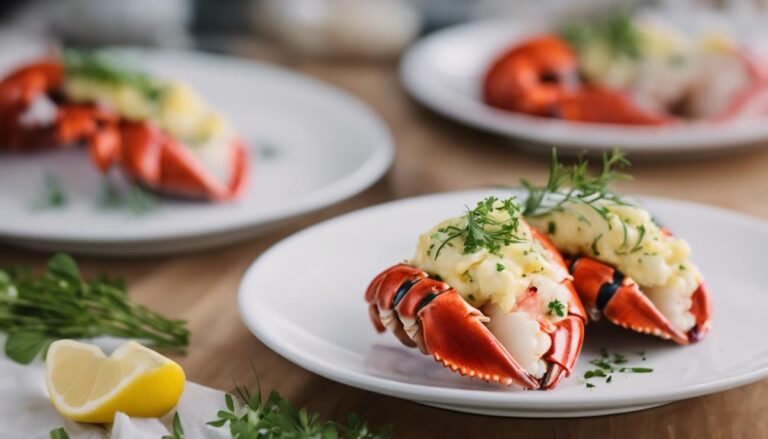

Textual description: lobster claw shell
[570,257,710,344]
[414,290,539,389]
[541,315,585,389]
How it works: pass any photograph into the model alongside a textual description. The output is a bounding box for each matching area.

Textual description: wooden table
[4,43,768,438]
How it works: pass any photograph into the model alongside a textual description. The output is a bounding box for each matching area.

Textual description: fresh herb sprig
[522,149,632,222]
[62,49,164,102]
[208,378,392,438]
[583,349,653,388]
[162,412,185,439]
[49,428,69,439]
[0,254,189,364]
[560,11,644,60]
[434,196,524,259]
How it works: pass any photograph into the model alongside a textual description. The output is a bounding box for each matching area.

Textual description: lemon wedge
[45,340,185,423]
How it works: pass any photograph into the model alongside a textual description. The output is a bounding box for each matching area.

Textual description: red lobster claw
[366,254,587,389]
[569,257,711,344]
[366,264,538,388]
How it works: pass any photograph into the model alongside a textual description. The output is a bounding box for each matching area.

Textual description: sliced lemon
[45,340,185,423]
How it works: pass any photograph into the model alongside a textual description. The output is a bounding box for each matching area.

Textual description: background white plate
[400,19,768,155]
[0,49,393,255]
[239,189,768,417]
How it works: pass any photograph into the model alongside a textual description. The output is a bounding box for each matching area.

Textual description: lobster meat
[0,55,248,200]
[365,216,587,390]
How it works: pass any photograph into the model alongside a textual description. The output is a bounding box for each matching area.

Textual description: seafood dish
[0,50,248,200]
[483,13,768,125]
[364,151,711,389]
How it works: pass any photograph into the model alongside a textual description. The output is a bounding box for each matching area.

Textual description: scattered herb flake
[33,173,67,209]
[496,263,505,272]
[547,299,565,317]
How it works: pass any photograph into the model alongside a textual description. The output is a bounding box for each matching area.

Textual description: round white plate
[400,19,768,155]
[0,48,393,255]
[239,189,768,417]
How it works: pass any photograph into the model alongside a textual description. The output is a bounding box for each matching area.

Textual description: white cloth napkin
[0,350,233,439]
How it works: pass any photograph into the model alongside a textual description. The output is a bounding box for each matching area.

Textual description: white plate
[239,189,768,417]
[0,49,393,255]
[400,19,768,155]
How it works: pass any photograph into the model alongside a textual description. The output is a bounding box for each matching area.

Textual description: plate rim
[0,48,395,244]
[238,189,768,412]
[399,19,768,153]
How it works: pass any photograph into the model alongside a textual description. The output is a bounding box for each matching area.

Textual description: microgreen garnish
[547,299,565,317]
[63,49,164,101]
[33,173,67,209]
[208,373,392,438]
[583,349,653,387]
[0,254,188,364]
[522,149,632,221]
[161,412,184,439]
[434,196,524,259]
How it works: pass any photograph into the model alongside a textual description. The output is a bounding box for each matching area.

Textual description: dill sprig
[522,149,632,221]
[434,196,524,258]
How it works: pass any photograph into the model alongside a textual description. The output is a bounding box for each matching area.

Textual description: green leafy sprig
[0,254,189,364]
[208,378,392,439]
[62,49,165,102]
[49,428,69,439]
[98,178,159,216]
[522,149,632,222]
[162,412,185,439]
[434,196,524,259]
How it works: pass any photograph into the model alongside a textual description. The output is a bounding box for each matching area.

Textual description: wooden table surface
[4,43,768,438]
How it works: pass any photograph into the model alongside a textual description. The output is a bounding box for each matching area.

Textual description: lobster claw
[541,315,584,389]
[413,290,539,389]
[570,257,709,344]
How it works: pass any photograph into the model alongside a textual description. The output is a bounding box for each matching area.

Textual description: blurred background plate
[0,48,394,255]
[239,189,768,417]
[400,19,768,155]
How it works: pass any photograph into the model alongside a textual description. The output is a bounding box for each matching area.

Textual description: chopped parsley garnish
[583,349,653,387]
[33,173,67,209]
[547,221,556,235]
[434,196,524,258]
[547,299,565,317]
[496,263,505,272]
[522,149,632,222]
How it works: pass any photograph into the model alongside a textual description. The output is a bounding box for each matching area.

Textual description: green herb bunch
[207,380,392,439]
[434,196,524,258]
[522,149,632,221]
[0,254,189,364]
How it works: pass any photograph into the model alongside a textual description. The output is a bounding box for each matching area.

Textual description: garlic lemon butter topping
[527,200,702,333]
[409,197,576,377]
